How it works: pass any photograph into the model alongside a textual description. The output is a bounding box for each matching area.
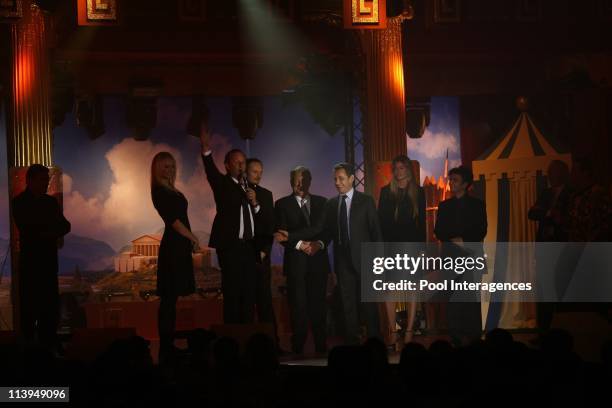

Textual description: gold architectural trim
[86,0,117,21]
[352,0,379,24]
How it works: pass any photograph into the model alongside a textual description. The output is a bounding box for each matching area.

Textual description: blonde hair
[389,155,419,221]
[151,151,178,193]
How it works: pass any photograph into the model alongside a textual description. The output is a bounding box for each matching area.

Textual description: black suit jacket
[275,194,330,276]
[434,194,487,269]
[434,194,487,243]
[253,184,274,256]
[288,190,383,273]
[528,186,571,242]
[202,153,254,249]
[12,189,71,282]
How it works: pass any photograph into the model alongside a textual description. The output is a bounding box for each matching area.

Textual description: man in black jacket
[528,160,571,333]
[528,160,571,242]
[246,158,278,336]
[200,128,258,323]
[276,163,383,345]
[12,164,71,351]
[275,166,330,354]
[434,166,487,345]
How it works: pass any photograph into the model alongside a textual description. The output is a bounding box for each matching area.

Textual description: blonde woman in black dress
[378,155,426,349]
[151,151,199,360]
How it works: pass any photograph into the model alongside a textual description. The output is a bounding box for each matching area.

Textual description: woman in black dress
[378,155,426,348]
[150,151,199,359]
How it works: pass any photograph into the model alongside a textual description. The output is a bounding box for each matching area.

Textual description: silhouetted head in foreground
[26,164,50,197]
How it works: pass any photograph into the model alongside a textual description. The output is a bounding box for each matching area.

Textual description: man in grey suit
[276,163,383,345]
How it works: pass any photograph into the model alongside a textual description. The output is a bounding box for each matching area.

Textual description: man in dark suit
[528,160,571,243]
[200,128,258,323]
[434,166,487,345]
[528,160,571,334]
[276,163,383,345]
[12,164,71,352]
[246,158,278,336]
[275,166,330,354]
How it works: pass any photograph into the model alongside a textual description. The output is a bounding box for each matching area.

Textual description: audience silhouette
[0,327,608,406]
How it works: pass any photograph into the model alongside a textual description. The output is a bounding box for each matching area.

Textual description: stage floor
[72,302,609,365]
[281,352,402,366]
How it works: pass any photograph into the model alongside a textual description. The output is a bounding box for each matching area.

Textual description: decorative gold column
[5,2,55,332]
[8,2,53,167]
[357,16,409,196]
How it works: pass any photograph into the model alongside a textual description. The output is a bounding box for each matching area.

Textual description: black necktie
[339,194,349,245]
[301,198,310,226]
[241,180,253,240]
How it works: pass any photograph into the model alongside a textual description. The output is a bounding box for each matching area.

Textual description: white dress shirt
[204,150,257,239]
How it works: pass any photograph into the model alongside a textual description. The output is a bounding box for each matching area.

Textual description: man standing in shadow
[434,166,487,346]
[528,160,571,335]
[12,164,71,352]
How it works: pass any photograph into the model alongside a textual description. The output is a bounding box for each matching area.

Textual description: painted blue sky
[407,97,462,185]
[0,96,460,253]
[52,96,346,251]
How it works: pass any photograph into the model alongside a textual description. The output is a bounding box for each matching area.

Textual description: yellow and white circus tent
[472,100,571,329]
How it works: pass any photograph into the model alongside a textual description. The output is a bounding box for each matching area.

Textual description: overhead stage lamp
[405,97,430,139]
[126,83,161,141]
[51,69,75,128]
[76,95,105,140]
[186,95,210,137]
[232,97,263,141]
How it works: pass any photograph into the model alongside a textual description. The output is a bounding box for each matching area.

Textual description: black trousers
[158,294,178,351]
[19,275,59,349]
[217,240,257,323]
[536,302,555,332]
[255,255,278,338]
[286,258,328,353]
[335,246,381,345]
[535,248,554,332]
[444,269,482,343]
[537,243,587,333]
